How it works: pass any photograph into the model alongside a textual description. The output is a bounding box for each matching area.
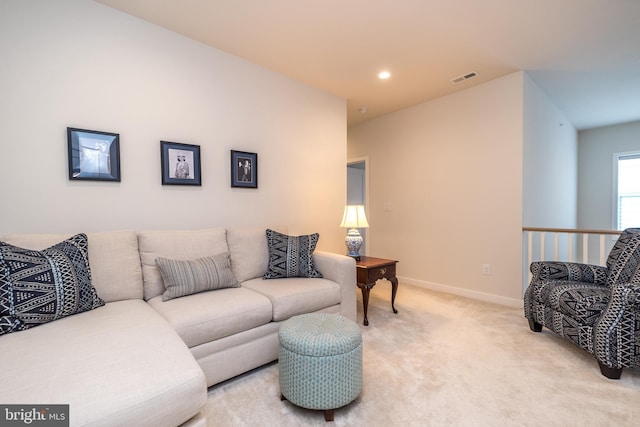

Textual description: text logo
[0,405,69,426]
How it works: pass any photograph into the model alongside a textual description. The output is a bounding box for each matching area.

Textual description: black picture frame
[231,150,258,188]
[161,141,202,186]
[67,127,120,181]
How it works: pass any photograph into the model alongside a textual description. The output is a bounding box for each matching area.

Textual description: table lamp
[339,205,369,260]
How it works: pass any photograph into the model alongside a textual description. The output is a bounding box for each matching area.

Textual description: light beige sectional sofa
[0,227,356,427]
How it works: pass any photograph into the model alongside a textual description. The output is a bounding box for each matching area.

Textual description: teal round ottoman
[278,313,362,422]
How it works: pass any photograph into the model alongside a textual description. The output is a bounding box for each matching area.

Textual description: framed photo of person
[231,150,258,188]
[67,127,121,181]
[161,141,201,186]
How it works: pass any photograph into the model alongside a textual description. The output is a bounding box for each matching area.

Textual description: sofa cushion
[0,299,207,427]
[263,229,322,279]
[148,287,273,348]
[0,231,143,303]
[226,227,289,282]
[156,253,240,301]
[532,280,610,326]
[242,277,341,322]
[0,233,105,335]
[138,228,229,300]
[227,227,269,282]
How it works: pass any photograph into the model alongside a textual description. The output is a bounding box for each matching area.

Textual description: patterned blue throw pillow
[0,233,105,335]
[263,229,323,279]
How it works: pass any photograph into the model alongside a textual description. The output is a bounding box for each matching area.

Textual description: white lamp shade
[340,205,369,228]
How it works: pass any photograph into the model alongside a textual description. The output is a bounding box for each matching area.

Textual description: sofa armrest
[530,261,608,285]
[313,251,357,321]
[594,282,640,369]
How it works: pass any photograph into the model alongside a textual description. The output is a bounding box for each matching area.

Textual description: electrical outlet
[482,264,491,275]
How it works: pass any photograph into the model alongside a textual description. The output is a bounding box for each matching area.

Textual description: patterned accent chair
[524,228,640,379]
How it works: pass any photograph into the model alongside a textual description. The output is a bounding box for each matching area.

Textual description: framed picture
[67,127,120,181]
[231,150,258,188]
[161,141,201,186]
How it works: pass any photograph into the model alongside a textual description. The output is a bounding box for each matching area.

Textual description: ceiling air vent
[451,72,478,84]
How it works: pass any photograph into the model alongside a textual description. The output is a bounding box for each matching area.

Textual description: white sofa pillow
[0,231,142,303]
[138,228,229,300]
[227,227,288,282]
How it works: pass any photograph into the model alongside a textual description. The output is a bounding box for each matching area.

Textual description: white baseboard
[397,276,523,309]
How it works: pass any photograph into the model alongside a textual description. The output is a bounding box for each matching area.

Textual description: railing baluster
[568,233,573,263]
[553,233,559,261]
[599,235,606,265]
[583,234,589,264]
[540,232,545,261]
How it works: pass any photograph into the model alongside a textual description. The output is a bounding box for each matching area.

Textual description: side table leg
[359,283,371,326]
[390,277,399,314]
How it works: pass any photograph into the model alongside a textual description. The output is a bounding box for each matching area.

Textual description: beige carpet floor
[203,283,640,426]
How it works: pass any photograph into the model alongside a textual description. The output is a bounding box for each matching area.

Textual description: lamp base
[345,228,363,260]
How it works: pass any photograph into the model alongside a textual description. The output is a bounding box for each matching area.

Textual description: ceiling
[96,0,640,130]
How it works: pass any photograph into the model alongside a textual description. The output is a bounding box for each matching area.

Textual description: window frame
[613,151,640,231]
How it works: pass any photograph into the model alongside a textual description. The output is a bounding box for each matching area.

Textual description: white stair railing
[522,227,621,294]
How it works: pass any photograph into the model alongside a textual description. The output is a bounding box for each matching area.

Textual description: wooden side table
[355,256,399,326]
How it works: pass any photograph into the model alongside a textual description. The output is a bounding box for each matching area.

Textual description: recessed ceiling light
[358,106,368,114]
[378,71,391,80]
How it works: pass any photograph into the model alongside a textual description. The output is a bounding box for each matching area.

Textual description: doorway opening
[347,157,369,256]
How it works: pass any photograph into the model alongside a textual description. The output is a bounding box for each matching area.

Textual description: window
[616,153,640,230]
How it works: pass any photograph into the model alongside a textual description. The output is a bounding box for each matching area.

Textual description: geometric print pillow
[263,229,323,279]
[0,233,105,336]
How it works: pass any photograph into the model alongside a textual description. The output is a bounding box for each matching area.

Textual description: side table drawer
[364,263,396,282]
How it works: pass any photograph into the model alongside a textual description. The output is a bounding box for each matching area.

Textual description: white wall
[348,72,524,305]
[521,75,578,287]
[523,74,577,228]
[0,1,347,252]
[578,120,640,230]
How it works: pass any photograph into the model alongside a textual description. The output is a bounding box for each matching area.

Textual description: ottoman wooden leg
[324,409,334,422]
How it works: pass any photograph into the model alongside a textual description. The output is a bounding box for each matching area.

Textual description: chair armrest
[313,251,357,321]
[593,282,640,369]
[530,261,608,285]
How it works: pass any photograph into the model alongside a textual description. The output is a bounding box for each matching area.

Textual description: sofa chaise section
[0,300,206,427]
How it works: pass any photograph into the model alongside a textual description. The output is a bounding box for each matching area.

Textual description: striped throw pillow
[156,252,240,301]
